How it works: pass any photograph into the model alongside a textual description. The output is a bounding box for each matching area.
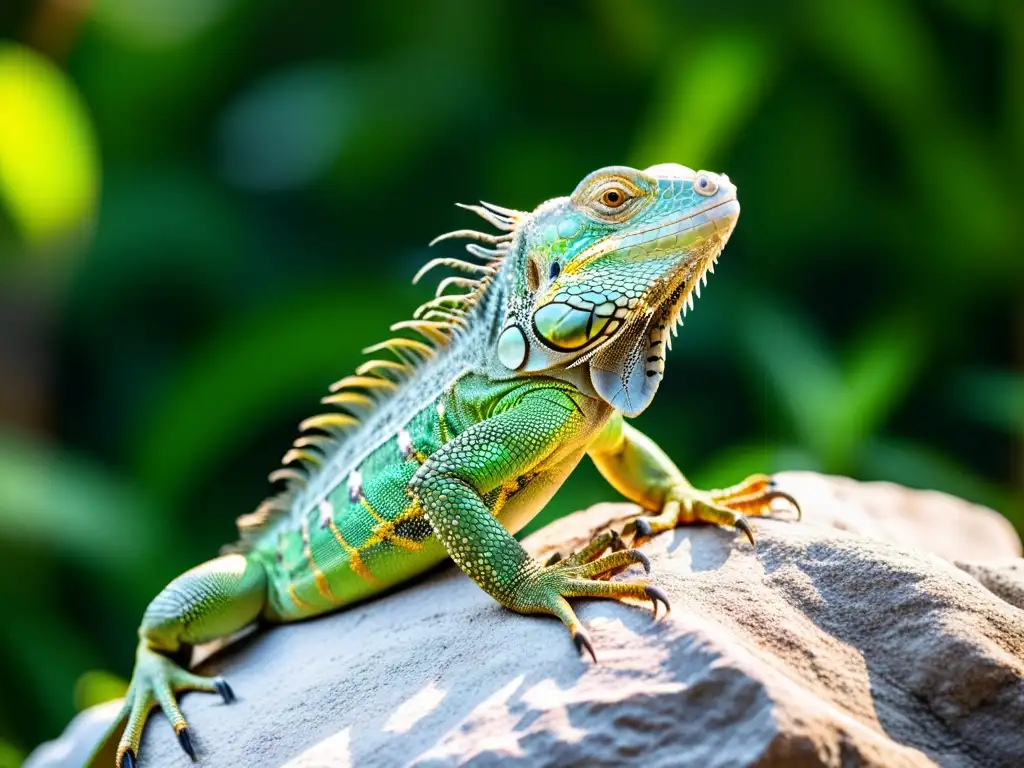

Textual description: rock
[26,472,1024,768]
[768,472,1021,562]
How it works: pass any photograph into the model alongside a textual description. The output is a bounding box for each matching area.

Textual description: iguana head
[494,163,739,415]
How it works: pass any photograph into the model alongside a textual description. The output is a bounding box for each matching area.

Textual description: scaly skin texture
[99,164,799,767]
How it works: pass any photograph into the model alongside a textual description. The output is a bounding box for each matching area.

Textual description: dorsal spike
[299,413,360,432]
[363,337,436,361]
[412,293,473,320]
[390,319,453,345]
[293,435,332,450]
[282,449,322,467]
[413,257,498,285]
[254,496,290,516]
[456,202,517,232]
[465,243,507,261]
[435,276,481,298]
[479,200,526,219]
[355,359,409,377]
[328,375,398,393]
[321,391,376,409]
[268,468,306,486]
[428,229,512,248]
[420,309,469,327]
[236,509,272,531]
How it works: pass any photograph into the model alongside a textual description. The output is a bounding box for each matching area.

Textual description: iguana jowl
[106,164,798,767]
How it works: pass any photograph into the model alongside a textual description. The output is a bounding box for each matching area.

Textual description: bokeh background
[1,0,1021,762]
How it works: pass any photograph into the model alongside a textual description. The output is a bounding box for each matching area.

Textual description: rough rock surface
[27,472,1024,768]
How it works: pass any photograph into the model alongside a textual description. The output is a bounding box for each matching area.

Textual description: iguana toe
[625,473,801,548]
[506,551,660,659]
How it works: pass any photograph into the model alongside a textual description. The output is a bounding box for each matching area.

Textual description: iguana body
[104,164,797,767]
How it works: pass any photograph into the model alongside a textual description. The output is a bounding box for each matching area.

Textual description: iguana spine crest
[230,201,526,551]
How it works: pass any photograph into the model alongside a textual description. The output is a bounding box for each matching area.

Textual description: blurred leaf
[217,65,352,191]
[0,740,23,768]
[631,28,779,167]
[132,282,423,507]
[94,0,239,49]
[831,315,925,464]
[801,0,942,119]
[737,302,926,471]
[0,42,98,253]
[695,442,820,491]
[0,432,155,570]
[862,436,1013,523]
[67,167,258,326]
[802,0,1015,279]
[936,0,994,27]
[0,597,96,740]
[953,369,1024,432]
[735,299,843,464]
[74,669,128,711]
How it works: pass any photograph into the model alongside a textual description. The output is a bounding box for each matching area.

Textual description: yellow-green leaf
[0,43,99,250]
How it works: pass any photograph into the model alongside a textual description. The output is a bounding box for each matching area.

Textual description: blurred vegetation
[0,0,1021,759]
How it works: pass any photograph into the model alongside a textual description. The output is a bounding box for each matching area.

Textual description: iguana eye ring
[694,173,718,196]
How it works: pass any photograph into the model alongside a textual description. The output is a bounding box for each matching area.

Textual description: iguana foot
[543,528,626,570]
[513,548,669,662]
[115,644,234,766]
[627,473,800,547]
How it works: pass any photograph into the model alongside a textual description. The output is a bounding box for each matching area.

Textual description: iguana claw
[734,517,755,547]
[645,585,670,618]
[573,627,597,662]
[214,676,236,703]
[177,727,197,762]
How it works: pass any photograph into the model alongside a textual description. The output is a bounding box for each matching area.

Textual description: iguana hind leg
[111,554,266,767]
[589,415,800,548]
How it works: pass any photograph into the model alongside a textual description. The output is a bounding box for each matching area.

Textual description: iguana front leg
[410,388,668,660]
[588,414,799,546]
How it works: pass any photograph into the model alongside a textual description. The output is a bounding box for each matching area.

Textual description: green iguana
[103,163,798,767]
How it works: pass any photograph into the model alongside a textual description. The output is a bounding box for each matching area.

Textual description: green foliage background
[0,0,1021,761]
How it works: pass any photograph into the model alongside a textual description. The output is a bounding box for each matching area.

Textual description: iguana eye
[598,186,629,208]
[694,173,718,197]
[549,261,561,280]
